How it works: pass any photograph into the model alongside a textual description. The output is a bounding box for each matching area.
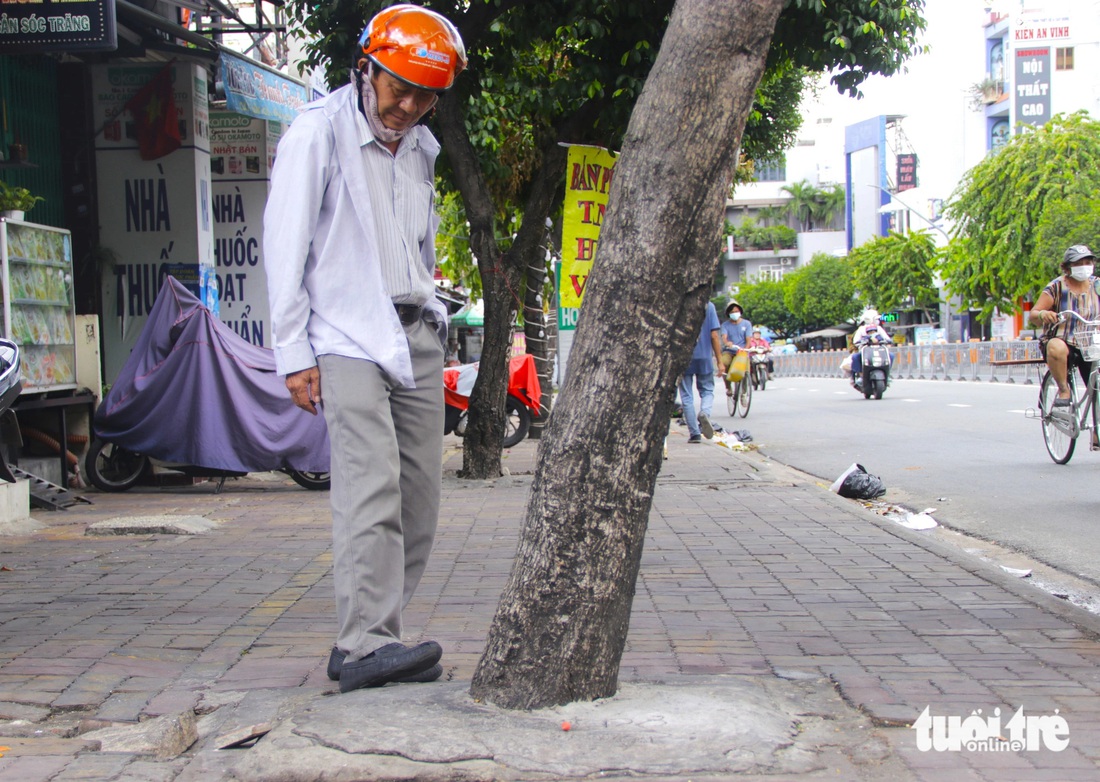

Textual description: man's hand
[286,367,321,415]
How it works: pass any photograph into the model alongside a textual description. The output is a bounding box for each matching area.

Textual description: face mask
[730,312,741,321]
[1070,265,1093,281]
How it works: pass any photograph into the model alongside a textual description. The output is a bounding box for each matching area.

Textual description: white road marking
[948,403,972,408]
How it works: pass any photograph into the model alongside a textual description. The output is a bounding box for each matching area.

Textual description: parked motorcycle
[0,340,22,485]
[444,354,541,448]
[86,277,331,493]
[852,339,892,400]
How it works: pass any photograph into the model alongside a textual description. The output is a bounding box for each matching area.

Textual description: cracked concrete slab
[228,677,904,782]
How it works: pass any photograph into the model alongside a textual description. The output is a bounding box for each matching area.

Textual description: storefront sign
[1013,46,1051,127]
[0,0,116,53]
[896,154,917,192]
[92,63,216,384]
[559,144,617,330]
[219,51,308,125]
[210,110,283,346]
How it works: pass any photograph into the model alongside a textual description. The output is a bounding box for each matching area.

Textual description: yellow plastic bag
[726,350,750,383]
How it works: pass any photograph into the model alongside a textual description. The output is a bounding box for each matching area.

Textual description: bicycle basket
[1080,328,1100,362]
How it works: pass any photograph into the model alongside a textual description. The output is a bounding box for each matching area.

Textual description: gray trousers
[318,318,444,662]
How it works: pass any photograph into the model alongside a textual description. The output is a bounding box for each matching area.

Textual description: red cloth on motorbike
[93,277,331,473]
[443,354,541,413]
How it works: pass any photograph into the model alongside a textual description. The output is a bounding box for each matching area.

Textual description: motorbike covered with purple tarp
[93,276,330,474]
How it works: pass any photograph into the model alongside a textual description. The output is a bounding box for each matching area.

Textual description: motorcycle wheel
[871,377,886,400]
[756,365,767,391]
[85,438,150,492]
[288,470,331,491]
[502,396,531,448]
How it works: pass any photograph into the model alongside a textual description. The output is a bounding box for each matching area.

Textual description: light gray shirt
[359,127,437,306]
[263,82,446,387]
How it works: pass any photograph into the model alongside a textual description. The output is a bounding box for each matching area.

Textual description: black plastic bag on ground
[829,463,886,500]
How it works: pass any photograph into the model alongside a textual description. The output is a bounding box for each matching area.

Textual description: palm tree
[756,204,786,228]
[812,184,846,230]
[780,180,820,231]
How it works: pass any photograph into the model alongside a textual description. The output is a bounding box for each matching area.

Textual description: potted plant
[0,181,44,221]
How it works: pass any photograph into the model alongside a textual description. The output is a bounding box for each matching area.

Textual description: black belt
[394,302,423,325]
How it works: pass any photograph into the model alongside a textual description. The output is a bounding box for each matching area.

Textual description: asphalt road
[707,374,1100,587]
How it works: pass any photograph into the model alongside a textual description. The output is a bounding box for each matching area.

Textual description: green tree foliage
[781,179,819,231]
[813,183,847,230]
[783,253,861,330]
[778,180,847,232]
[942,111,1100,319]
[849,230,940,320]
[728,277,799,338]
[769,0,928,97]
[435,189,481,302]
[1033,187,1100,280]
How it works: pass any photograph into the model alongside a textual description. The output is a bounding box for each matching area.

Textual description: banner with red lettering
[559,145,617,327]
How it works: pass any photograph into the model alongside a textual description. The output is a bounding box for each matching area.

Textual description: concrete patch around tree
[228,676,907,781]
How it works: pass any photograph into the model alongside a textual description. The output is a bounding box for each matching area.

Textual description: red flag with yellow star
[123,65,181,160]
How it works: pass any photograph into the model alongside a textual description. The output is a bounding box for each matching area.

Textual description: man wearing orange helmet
[264,4,465,693]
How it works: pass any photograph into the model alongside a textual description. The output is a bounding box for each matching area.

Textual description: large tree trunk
[470,0,785,710]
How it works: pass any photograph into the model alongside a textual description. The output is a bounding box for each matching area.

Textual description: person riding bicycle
[720,299,753,395]
[1029,244,1100,408]
[849,308,892,386]
[747,327,774,379]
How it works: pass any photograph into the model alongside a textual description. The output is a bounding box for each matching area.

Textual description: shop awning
[451,301,484,327]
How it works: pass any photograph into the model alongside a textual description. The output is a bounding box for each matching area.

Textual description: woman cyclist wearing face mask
[1029,245,1100,407]
[719,300,753,396]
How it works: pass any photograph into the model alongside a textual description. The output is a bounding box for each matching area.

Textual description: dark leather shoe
[328,646,443,683]
[336,642,443,693]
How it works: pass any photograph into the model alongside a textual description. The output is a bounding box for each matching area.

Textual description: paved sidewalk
[0,431,1097,779]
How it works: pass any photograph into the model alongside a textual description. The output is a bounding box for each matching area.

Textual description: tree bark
[470,0,785,710]
[437,94,516,479]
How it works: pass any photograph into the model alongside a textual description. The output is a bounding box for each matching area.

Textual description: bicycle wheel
[1040,370,1077,464]
[737,376,752,418]
[726,384,736,416]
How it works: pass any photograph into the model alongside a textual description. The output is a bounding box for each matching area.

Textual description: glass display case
[0,218,76,392]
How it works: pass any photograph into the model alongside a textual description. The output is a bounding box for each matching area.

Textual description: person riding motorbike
[747,327,774,379]
[849,308,892,386]
[720,299,753,395]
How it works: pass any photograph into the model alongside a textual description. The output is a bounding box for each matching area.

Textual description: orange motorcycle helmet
[359,4,467,91]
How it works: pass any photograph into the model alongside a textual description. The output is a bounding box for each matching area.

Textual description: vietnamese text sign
[211,110,281,347]
[896,153,917,191]
[220,52,308,125]
[1014,46,1051,127]
[0,0,115,53]
[559,145,616,325]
